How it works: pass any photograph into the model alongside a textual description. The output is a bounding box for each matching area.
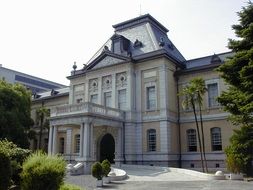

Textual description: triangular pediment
[86,50,130,70]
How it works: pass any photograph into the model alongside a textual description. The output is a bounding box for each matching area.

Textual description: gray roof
[32,87,69,101]
[79,14,185,74]
[185,52,233,69]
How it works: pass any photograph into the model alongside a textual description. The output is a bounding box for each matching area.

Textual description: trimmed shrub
[0,139,31,186]
[0,152,11,190]
[21,151,66,190]
[91,162,103,180]
[60,183,83,190]
[101,159,111,177]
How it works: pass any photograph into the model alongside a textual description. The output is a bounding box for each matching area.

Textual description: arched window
[147,129,156,152]
[187,129,197,152]
[211,127,222,151]
[59,137,64,154]
[75,134,80,153]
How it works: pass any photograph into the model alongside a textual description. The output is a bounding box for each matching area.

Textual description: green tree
[0,80,33,148]
[217,2,253,175]
[36,106,50,149]
[179,77,207,173]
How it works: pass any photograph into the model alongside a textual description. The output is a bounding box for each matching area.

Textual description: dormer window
[111,34,131,56]
[51,89,59,96]
[134,39,143,48]
[159,37,165,47]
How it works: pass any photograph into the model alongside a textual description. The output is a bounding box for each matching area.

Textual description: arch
[99,133,115,163]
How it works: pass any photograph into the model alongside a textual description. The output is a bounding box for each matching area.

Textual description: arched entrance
[100,133,115,163]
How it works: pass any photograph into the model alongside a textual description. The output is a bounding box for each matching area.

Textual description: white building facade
[32,14,235,174]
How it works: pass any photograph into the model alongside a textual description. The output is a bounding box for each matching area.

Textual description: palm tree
[192,78,208,173]
[179,77,207,172]
[36,106,50,149]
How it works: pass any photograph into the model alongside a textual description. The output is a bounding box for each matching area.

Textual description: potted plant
[91,162,103,187]
[102,159,111,184]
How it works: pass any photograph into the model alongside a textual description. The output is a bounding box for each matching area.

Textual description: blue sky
[0,0,247,85]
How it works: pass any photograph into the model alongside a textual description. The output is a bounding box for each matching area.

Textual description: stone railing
[50,102,125,120]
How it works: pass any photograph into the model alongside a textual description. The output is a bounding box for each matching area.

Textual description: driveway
[65,166,253,190]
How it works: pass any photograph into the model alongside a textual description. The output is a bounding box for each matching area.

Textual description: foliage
[91,162,103,180]
[21,151,66,190]
[0,80,34,148]
[178,77,208,172]
[59,183,83,190]
[225,126,253,175]
[101,159,111,177]
[217,2,253,127]
[0,139,31,187]
[217,2,253,175]
[0,151,11,190]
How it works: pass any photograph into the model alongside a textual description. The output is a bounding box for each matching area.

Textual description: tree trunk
[192,101,205,173]
[199,101,208,173]
[38,115,44,149]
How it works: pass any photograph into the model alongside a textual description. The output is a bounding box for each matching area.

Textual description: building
[0,65,66,93]
[32,14,236,173]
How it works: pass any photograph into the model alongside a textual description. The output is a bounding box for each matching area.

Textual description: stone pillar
[76,122,93,174]
[135,70,142,121]
[159,64,169,118]
[52,126,58,154]
[112,73,116,108]
[48,125,53,155]
[66,129,72,155]
[84,82,89,102]
[115,126,123,167]
[127,66,134,120]
[160,121,171,153]
[79,123,84,157]
[98,77,102,105]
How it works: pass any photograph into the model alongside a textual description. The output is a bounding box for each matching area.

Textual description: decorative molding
[89,78,98,93]
[102,75,112,91]
[116,72,127,88]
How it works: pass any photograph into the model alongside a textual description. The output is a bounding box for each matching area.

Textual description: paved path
[65,166,253,190]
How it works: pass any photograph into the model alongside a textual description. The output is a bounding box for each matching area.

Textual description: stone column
[48,125,53,155]
[79,123,84,157]
[52,126,58,154]
[83,122,90,158]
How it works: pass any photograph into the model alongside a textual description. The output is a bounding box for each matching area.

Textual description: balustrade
[50,102,124,120]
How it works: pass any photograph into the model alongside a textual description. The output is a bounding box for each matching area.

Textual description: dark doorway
[100,133,115,163]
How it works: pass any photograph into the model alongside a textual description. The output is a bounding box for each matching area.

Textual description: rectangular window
[147,86,156,110]
[187,129,197,152]
[211,128,222,151]
[208,83,218,107]
[147,129,156,151]
[75,135,80,153]
[90,94,98,104]
[104,92,112,107]
[118,89,126,110]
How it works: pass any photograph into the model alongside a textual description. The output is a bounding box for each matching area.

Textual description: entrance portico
[48,102,125,174]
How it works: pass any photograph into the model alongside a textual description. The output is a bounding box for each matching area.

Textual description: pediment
[86,51,130,70]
